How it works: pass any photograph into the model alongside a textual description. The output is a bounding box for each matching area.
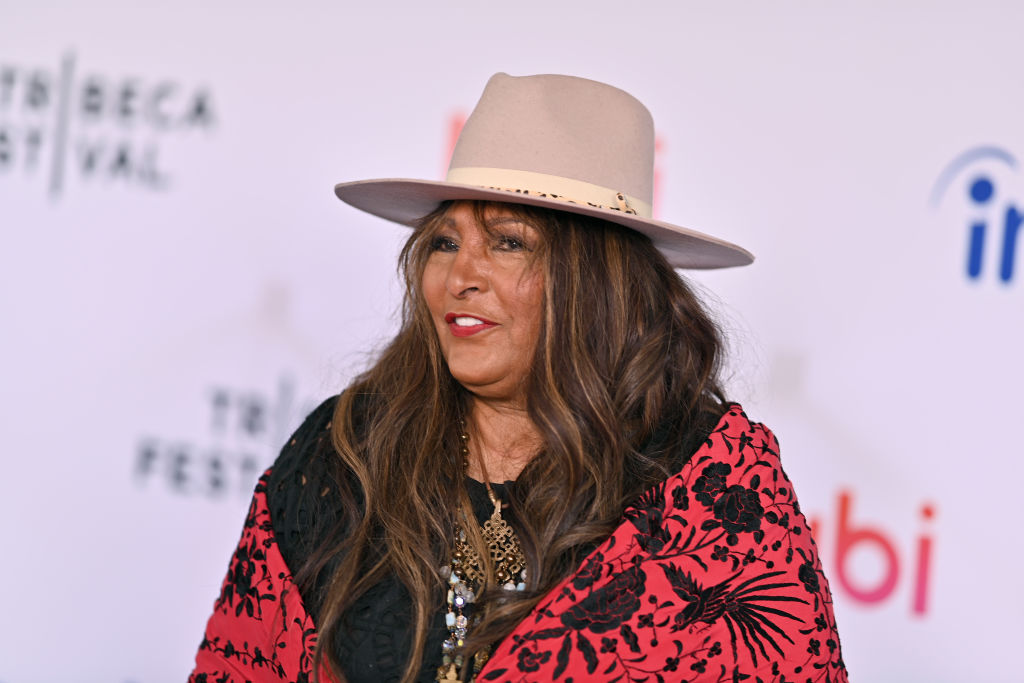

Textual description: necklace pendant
[480,500,525,586]
[438,427,528,683]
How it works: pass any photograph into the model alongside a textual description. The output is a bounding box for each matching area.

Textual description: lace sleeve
[266,395,348,621]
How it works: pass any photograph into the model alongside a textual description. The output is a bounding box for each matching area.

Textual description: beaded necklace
[436,429,527,682]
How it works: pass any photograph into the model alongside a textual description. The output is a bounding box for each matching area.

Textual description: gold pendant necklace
[456,486,526,588]
[436,426,526,682]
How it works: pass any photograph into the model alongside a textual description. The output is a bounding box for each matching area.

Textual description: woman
[191,73,847,682]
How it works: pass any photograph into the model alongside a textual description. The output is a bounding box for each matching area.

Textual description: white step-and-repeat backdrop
[2,2,1021,681]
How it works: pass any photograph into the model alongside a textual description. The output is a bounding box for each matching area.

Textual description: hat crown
[448,73,656,207]
[334,72,753,269]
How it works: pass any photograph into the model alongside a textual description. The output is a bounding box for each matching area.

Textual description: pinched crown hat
[335,73,752,268]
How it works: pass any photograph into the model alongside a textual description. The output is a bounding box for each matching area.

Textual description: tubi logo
[810,490,935,616]
[931,146,1023,284]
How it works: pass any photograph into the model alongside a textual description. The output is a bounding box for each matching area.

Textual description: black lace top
[266,396,512,682]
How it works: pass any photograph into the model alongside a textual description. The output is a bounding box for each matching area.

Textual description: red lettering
[444,111,466,177]
[912,503,935,615]
[835,490,900,603]
[653,136,664,219]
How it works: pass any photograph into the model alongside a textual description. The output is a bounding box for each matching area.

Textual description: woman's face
[422,202,545,404]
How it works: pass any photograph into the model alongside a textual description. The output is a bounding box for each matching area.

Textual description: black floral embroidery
[799,560,821,594]
[671,481,690,511]
[692,462,731,506]
[517,646,551,672]
[218,535,277,618]
[572,552,605,590]
[712,484,764,535]
[485,406,847,682]
[561,564,647,633]
[191,473,317,683]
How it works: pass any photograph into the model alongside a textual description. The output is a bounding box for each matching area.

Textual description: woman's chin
[450,372,526,404]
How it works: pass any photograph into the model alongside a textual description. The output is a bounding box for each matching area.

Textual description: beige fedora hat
[334,73,752,269]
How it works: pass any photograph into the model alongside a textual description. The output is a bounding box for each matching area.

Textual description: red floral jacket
[190,405,847,682]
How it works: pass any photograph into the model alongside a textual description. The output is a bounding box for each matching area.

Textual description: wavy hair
[305,200,727,681]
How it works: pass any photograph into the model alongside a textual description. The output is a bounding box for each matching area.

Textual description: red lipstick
[444,312,498,337]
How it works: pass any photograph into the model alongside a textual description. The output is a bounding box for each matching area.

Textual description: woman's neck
[464,397,542,483]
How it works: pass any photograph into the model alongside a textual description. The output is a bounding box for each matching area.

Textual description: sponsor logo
[134,376,313,498]
[810,491,935,615]
[0,52,215,198]
[932,146,1022,284]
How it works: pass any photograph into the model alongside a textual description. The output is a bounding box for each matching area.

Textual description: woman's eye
[429,235,458,252]
[496,235,528,251]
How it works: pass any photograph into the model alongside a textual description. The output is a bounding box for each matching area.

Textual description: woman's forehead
[439,201,543,231]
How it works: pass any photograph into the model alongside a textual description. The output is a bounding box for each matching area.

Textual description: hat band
[445,167,652,219]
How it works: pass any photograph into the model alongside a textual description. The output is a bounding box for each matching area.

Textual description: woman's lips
[444,312,498,337]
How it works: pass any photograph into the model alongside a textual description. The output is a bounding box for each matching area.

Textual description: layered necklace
[436,428,527,682]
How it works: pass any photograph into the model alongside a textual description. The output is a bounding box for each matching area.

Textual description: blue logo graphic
[931,146,1022,283]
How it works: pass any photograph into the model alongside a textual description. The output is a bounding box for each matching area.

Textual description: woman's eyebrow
[485,216,531,229]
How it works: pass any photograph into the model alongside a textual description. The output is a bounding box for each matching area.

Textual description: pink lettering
[912,504,935,615]
[835,490,900,603]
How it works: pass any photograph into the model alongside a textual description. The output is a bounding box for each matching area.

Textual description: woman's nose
[446,242,487,297]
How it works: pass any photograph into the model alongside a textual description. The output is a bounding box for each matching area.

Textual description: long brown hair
[306,200,727,681]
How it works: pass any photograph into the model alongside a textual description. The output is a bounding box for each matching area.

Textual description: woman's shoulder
[686,403,781,474]
[656,401,778,473]
[289,394,341,448]
[267,395,340,499]
[484,403,848,681]
[673,403,788,506]
[265,394,346,578]
[645,398,729,475]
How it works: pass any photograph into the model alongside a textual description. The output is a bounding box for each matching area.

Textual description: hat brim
[334,178,753,269]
